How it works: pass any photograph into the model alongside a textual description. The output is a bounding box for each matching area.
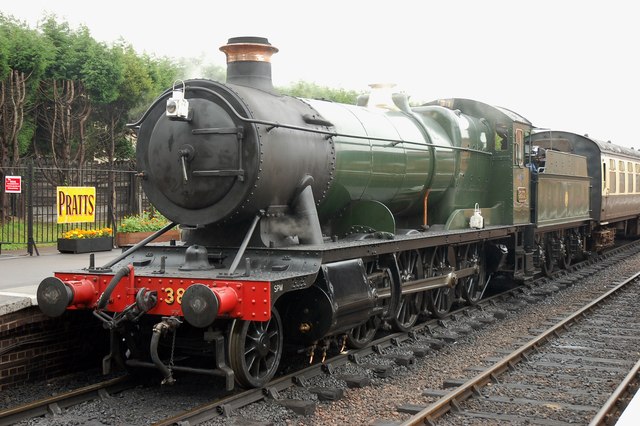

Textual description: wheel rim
[558,237,571,269]
[538,236,554,277]
[461,243,486,305]
[426,247,453,318]
[346,316,379,349]
[228,307,283,388]
[393,250,423,331]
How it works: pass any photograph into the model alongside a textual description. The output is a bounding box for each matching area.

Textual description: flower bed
[57,237,113,254]
[115,229,180,247]
[57,227,113,254]
[116,211,179,247]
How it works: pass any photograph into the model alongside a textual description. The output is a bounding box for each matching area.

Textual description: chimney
[219,36,278,91]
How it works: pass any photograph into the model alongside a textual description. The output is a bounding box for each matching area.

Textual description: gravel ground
[3,249,639,425]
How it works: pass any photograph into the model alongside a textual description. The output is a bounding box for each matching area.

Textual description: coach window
[609,159,617,193]
[636,164,640,193]
[619,161,626,193]
[628,162,634,192]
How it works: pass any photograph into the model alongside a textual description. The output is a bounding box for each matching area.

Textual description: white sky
[3,0,639,148]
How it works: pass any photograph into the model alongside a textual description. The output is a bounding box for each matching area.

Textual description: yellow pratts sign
[56,186,96,224]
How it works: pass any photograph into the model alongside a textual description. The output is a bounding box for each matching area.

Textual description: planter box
[57,237,113,254]
[115,229,180,247]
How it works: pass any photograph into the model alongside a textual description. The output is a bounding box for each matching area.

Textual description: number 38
[164,287,185,305]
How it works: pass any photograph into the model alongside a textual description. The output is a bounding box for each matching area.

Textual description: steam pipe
[150,323,175,385]
[97,265,131,310]
[292,185,323,245]
[101,222,177,270]
[423,189,431,228]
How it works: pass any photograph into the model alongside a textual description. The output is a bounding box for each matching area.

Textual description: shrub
[119,211,170,233]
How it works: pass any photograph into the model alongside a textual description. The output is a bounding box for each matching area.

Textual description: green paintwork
[307,97,532,234]
[444,203,504,230]
[513,167,530,224]
[309,100,434,223]
[535,150,590,227]
[331,200,396,236]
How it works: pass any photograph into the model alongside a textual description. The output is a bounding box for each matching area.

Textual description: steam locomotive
[36,37,640,389]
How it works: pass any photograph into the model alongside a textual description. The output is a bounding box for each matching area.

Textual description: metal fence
[1,161,151,254]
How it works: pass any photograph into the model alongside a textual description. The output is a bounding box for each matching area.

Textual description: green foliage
[16,118,35,155]
[144,54,181,96]
[117,43,154,106]
[278,80,360,104]
[82,42,124,104]
[201,63,226,81]
[0,14,52,81]
[0,16,11,79]
[0,14,365,164]
[119,210,170,233]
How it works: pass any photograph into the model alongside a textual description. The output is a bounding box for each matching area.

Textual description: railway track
[147,243,640,425]
[401,269,640,425]
[0,375,133,426]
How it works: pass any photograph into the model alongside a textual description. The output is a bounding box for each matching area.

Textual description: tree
[278,80,360,104]
[0,15,52,224]
[33,17,96,185]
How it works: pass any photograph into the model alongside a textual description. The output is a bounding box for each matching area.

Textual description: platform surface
[0,245,120,314]
[617,387,640,425]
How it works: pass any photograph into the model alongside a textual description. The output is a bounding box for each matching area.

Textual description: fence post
[27,160,39,256]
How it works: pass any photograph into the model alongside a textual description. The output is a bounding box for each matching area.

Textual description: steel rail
[399,270,640,426]
[0,375,133,426]
[589,357,640,425]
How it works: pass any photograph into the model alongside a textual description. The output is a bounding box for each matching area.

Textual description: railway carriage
[530,131,640,257]
[35,37,640,389]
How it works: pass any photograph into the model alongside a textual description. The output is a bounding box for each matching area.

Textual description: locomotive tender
[36,37,640,389]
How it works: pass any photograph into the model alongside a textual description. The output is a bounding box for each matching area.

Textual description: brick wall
[0,307,108,391]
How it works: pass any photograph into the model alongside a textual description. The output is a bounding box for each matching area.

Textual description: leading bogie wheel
[228,307,283,388]
[346,316,380,349]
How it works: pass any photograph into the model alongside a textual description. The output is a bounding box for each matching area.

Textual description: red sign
[4,176,21,193]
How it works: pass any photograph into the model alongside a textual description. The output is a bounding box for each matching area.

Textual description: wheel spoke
[460,243,485,305]
[427,247,453,318]
[393,250,423,331]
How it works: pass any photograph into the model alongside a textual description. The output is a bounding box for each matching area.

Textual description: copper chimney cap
[220,36,279,63]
